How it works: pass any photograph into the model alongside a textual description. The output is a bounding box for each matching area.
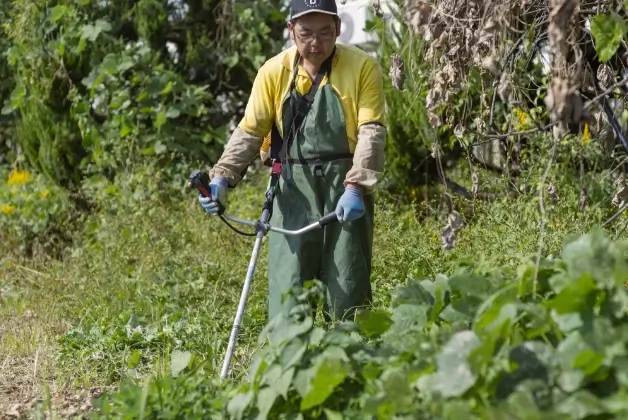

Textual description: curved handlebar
[220,211,338,236]
[188,169,338,235]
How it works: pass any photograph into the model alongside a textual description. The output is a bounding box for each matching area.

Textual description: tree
[2,0,287,189]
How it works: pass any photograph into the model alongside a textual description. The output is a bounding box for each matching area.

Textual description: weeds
[0,162,625,418]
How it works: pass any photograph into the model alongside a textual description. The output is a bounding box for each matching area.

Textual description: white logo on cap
[305,0,320,8]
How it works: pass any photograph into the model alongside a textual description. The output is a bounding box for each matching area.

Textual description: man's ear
[287,21,295,41]
[335,19,341,37]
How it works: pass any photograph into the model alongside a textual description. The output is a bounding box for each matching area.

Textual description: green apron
[267,51,374,323]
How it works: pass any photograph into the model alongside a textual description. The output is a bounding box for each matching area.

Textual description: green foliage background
[2,1,628,419]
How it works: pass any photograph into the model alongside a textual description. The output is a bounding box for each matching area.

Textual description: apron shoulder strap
[269,48,337,177]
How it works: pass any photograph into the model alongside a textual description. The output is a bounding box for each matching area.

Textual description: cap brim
[290,10,338,19]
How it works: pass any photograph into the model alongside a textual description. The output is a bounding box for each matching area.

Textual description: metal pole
[219,231,264,380]
[219,178,274,380]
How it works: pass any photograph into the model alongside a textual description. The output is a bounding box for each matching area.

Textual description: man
[199,0,387,323]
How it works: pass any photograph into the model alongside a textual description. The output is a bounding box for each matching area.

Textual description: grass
[0,165,620,417]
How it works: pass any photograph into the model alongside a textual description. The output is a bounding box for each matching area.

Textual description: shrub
[0,167,77,258]
[87,229,628,419]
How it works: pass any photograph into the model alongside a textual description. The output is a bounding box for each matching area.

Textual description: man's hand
[335,185,365,223]
[199,177,228,215]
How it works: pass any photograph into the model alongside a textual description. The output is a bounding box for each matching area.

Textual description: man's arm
[344,58,387,194]
[209,64,275,186]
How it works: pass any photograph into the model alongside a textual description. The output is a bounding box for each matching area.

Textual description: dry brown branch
[399,0,620,142]
[584,75,628,109]
[468,122,559,139]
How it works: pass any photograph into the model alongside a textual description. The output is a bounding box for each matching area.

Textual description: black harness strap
[270,49,336,169]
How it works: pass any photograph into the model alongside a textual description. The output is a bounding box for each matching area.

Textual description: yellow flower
[582,123,590,146]
[7,168,31,186]
[40,190,49,199]
[0,204,16,215]
[513,107,529,129]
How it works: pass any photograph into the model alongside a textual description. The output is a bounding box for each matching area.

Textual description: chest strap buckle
[271,160,283,177]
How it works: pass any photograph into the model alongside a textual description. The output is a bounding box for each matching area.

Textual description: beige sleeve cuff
[209,127,263,186]
[343,123,387,193]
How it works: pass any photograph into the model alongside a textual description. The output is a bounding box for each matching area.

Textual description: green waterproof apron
[267,50,374,323]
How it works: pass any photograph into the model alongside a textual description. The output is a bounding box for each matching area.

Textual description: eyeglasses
[293,30,336,43]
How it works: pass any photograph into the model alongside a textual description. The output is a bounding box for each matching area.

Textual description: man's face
[289,13,340,67]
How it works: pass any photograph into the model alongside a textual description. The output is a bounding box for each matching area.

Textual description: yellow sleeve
[261,131,271,153]
[238,64,275,138]
[357,59,386,127]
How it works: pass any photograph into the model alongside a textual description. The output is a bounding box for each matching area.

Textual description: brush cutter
[187,164,338,380]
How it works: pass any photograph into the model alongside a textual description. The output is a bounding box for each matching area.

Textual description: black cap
[290,0,338,20]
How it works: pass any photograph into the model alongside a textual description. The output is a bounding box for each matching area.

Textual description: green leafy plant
[590,12,627,62]
[88,229,628,419]
[0,166,76,258]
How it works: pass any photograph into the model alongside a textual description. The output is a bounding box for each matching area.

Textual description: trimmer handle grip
[188,170,212,199]
[319,212,338,226]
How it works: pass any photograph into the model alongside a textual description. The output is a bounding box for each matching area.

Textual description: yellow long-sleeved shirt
[210,43,387,192]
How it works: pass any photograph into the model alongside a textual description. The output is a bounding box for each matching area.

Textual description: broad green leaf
[49,5,67,22]
[494,343,554,400]
[442,400,475,419]
[279,337,306,369]
[269,316,313,346]
[94,19,112,33]
[127,350,141,368]
[416,331,481,398]
[590,13,626,62]
[102,54,118,74]
[293,365,315,398]
[355,309,393,337]
[300,357,347,410]
[516,260,554,296]
[272,367,295,399]
[81,24,102,42]
[378,367,413,413]
[154,111,167,128]
[556,331,603,391]
[170,349,191,377]
[1,101,13,116]
[551,311,583,332]
[300,347,349,411]
[161,81,174,95]
[420,276,451,320]
[555,390,605,419]
[613,356,628,386]
[321,328,360,348]
[119,123,132,137]
[475,301,517,333]
[390,303,428,331]
[560,229,628,288]
[546,272,597,315]
[504,389,544,419]
[573,348,604,376]
[448,274,494,299]
[249,357,268,388]
[557,370,585,393]
[227,389,253,420]
[154,142,167,154]
[118,56,135,72]
[323,409,344,420]
[308,327,325,347]
[393,279,434,306]
[256,386,279,419]
[165,107,181,119]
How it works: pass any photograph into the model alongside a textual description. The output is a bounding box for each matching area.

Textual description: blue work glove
[198,177,228,215]
[335,186,365,223]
